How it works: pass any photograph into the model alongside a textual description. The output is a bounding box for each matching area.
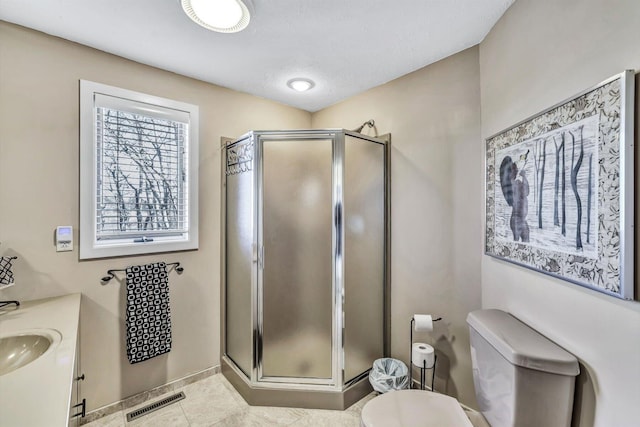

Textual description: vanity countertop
[0,293,81,426]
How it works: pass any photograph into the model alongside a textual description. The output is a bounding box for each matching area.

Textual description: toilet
[361,309,580,427]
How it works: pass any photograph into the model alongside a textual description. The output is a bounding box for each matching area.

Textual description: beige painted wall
[5,1,638,421]
[312,46,483,407]
[480,0,640,426]
[0,22,310,411]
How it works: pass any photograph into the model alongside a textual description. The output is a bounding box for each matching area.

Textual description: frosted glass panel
[343,135,385,382]
[261,138,333,380]
[225,142,254,377]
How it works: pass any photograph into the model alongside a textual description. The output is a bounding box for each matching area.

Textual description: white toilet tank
[467,309,579,427]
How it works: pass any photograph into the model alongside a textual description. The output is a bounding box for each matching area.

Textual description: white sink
[0,329,62,376]
[0,295,80,426]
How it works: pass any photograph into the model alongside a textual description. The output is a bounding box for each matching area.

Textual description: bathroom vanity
[0,294,82,426]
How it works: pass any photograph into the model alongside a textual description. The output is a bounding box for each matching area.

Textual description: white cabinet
[69,329,85,426]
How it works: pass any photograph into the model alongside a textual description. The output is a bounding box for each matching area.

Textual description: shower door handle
[335,203,342,257]
[258,245,265,270]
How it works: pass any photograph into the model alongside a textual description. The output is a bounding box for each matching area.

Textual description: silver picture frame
[485,70,635,300]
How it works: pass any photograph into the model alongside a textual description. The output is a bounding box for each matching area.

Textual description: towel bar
[101,262,183,283]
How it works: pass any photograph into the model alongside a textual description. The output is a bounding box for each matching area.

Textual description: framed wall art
[485,70,635,299]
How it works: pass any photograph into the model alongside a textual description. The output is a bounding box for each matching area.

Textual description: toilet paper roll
[412,343,435,368]
[413,314,433,332]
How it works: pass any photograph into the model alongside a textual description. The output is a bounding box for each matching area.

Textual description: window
[80,80,198,259]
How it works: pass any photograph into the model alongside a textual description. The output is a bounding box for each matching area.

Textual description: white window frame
[80,80,199,259]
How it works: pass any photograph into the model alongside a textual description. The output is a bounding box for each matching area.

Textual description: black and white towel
[125,262,172,364]
[0,256,16,288]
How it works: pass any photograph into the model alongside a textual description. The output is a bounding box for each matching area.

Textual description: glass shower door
[343,135,385,383]
[225,138,255,377]
[259,136,334,383]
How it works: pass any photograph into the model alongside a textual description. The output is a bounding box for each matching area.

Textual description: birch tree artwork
[485,71,634,299]
[494,116,598,258]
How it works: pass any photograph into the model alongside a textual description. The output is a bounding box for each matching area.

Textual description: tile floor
[84,373,374,427]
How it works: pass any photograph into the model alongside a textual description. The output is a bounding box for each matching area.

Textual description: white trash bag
[369,358,409,393]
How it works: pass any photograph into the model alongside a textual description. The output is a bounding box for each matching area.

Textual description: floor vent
[126,392,186,422]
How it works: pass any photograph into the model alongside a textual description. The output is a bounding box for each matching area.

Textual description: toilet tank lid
[467,309,579,376]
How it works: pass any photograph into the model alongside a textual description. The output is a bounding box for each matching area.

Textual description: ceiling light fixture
[287,78,315,92]
[181,0,251,33]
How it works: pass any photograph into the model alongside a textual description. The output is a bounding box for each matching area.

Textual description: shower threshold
[221,357,372,410]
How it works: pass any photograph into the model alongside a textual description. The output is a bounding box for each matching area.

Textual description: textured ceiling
[0,0,514,112]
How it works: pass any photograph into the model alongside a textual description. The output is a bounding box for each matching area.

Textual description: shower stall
[221,129,389,409]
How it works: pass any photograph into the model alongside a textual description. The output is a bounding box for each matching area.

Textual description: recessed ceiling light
[181,0,250,33]
[287,78,315,92]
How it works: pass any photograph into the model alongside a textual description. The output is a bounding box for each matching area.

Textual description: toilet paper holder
[410,315,441,391]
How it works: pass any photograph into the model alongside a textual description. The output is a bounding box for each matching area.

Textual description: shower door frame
[255,130,341,389]
[221,129,391,394]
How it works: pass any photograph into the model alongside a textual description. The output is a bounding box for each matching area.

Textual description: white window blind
[95,105,188,240]
[80,81,199,259]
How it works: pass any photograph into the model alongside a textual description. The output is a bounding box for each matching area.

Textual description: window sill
[79,237,198,260]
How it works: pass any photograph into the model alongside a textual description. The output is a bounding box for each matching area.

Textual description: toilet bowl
[360,389,473,427]
[360,309,579,427]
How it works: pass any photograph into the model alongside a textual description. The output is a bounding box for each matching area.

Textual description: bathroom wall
[312,46,483,407]
[479,0,640,426]
[4,2,638,422]
[0,21,311,411]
